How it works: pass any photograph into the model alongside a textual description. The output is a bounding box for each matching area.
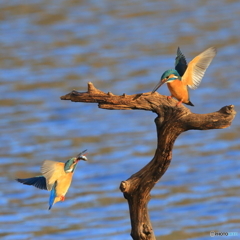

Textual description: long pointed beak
[76,149,88,161]
[76,149,87,157]
[151,78,167,94]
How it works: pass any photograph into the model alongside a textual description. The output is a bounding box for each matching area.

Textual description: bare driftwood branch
[61,82,236,240]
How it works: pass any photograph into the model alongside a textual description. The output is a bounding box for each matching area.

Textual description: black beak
[151,78,167,94]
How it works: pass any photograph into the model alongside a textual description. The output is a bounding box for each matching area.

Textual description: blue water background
[0,1,240,239]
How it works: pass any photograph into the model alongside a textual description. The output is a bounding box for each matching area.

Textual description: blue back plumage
[49,182,57,210]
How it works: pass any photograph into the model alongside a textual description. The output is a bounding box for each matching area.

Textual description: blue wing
[16,176,47,190]
[175,47,188,77]
[49,182,57,210]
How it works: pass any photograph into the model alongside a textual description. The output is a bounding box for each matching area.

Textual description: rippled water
[1,0,240,239]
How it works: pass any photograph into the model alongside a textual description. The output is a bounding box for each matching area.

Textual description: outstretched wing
[175,47,188,77]
[16,176,47,190]
[41,160,65,191]
[182,47,217,89]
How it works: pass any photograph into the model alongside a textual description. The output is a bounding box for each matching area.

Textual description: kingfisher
[152,47,217,106]
[16,150,88,210]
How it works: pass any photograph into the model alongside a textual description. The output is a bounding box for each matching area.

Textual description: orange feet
[60,196,65,201]
[176,101,183,107]
[167,96,172,100]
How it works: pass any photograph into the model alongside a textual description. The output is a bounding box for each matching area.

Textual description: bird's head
[152,69,181,93]
[161,69,181,83]
[64,150,88,173]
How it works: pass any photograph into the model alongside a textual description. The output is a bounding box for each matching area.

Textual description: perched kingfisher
[152,47,217,106]
[16,150,88,210]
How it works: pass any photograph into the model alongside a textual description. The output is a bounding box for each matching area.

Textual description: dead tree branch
[61,82,236,240]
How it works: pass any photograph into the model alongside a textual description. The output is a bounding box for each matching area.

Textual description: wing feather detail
[182,47,217,89]
[16,176,47,190]
[41,160,65,191]
[175,47,188,77]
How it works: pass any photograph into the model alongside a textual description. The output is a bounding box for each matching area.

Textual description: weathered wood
[61,82,236,240]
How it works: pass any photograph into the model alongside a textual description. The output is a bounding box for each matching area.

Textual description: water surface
[0,1,240,239]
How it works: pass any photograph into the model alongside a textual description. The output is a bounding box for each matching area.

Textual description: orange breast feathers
[55,172,73,199]
[167,80,190,104]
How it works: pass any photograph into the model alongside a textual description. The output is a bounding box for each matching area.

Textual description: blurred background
[0,0,239,239]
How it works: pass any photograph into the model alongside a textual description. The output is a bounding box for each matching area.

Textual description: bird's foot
[176,101,183,107]
[167,96,172,100]
[60,196,65,201]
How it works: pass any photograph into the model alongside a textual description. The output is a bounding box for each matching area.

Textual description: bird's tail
[186,100,194,106]
[49,182,57,210]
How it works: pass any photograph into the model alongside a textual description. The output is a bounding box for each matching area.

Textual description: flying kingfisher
[16,150,88,210]
[152,47,217,106]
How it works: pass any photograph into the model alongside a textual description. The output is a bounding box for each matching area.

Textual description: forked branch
[61,82,236,240]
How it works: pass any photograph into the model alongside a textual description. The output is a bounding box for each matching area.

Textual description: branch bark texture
[61,82,236,240]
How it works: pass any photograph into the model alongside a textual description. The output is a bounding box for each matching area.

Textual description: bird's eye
[166,76,169,79]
